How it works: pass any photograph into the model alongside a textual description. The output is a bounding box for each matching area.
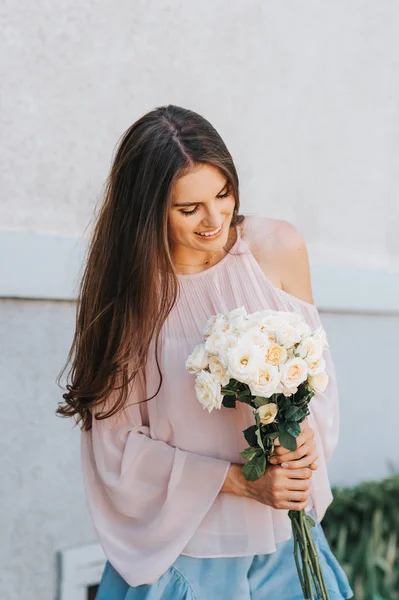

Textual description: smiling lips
[194,223,223,238]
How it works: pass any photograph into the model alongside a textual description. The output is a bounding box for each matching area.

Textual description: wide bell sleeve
[297,301,340,463]
[80,369,231,587]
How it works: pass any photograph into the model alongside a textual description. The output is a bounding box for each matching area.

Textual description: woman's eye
[217,190,230,199]
[181,206,199,217]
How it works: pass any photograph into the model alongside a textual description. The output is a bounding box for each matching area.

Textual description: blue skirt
[95,510,353,600]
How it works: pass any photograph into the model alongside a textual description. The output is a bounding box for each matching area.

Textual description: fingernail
[281,462,289,468]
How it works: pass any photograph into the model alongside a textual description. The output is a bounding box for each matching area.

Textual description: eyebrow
[172,179,229,207]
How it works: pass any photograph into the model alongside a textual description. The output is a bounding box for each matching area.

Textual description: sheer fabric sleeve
[297,301,340,463]
[80,370,231,587]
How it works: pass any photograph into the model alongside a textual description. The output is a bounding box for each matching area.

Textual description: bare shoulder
[241,215,315,304]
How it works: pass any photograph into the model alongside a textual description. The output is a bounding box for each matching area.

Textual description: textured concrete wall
[2,1,399,271]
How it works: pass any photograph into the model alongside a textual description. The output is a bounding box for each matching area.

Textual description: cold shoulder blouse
[81,215,340,587]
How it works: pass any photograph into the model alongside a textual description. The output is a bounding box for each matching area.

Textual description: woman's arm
[81,373,231,587]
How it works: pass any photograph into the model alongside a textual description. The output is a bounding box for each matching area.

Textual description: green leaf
[284,405,302,419]
[253,396,269,407]
[240,447,259,461]
[264,431,280,441]
[256,427,265,451]
[278,430,297,451]
[278,395,291,410]
[305,515,316,528]
[221,389,236,395]
[222,395,236,409]
[237,393,254,405]
[242,454,266,481]
[243,425,257,446]
[286,421,301,437]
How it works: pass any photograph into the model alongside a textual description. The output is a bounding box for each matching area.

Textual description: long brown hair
[56,104,244,431]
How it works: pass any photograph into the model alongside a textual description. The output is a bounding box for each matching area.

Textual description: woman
[57,105,353,599]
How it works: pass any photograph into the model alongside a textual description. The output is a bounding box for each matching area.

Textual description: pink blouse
[81,216,340,587]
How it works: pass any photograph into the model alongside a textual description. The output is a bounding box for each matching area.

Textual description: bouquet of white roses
[186,306,330,600]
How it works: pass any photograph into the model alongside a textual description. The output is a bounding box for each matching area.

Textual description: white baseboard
[56,542,106,600]
[1,229,398,314]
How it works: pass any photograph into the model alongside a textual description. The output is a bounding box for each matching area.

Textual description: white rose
[307,356,326,376]
[230,315,254,334]
[226,341,262,384]
[249,362,280,398]
[208,355,230,386]
[258,315,287,332]
[308,371,329,392]
[226,306,247,321]
[297,337,324,363]
[194,370,223,413]
[203,314,219,338]
[275,323,302,348]
[264,343,288,366]
[185,344,209,374]
[256,402,278,425]
[313,326,329,349]
[205,332,237,362]
[204,314,235,340]
[280,357,308,389]
[239,327,270,348]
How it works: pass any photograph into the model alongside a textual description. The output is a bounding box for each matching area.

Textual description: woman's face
[168,163,236,258]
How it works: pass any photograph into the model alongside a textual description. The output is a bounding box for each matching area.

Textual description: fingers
[279,500,309,511]
[286,478,311,491]
[271,426,314,460]
[283,467,313,480]
[280,454,319,470]
[270,439,316,464]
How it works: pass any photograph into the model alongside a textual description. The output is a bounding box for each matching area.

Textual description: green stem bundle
[289,509,330,600]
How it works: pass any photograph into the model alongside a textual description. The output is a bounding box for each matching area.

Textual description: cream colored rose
[313,326,329,349]
[256,402,278,425]
[307,356,326,376]
[204,314,234,340]
[226,306,247,321]
[275,323,302,348]
[308,371,329,392]
[240,328,269,348]
[185,344,209,374]
[203,314,219,338]
[205,331,237,361]
[226,341,260,383]
[297,337,324,363]
[249,361,280,398]
[264,343,288,366]
[194,370,223,413]
[208,355,230,386]
[280,357,308,389]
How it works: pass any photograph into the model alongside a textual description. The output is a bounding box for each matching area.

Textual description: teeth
[195,224,222,237]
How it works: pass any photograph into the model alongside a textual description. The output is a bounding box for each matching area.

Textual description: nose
[202,205,223,229]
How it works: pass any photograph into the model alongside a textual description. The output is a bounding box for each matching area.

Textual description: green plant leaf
[256,427,265,451]
[240,447,259,461]
[242,453,266,481]
[253,396,269,407]
[285,405,304,420]
[278,430,297,451]
[222,395,236,409]
[305,515,316,528]
[286,421,301,437]
[243,424,257,446]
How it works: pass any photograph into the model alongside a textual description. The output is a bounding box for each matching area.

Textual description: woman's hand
[221,463,312,510]
[268,417,319,471]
